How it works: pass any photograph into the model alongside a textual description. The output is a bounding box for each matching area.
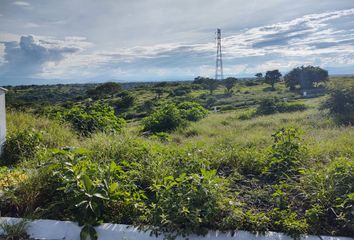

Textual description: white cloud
[24,22,39,28]
[13,1,30,7]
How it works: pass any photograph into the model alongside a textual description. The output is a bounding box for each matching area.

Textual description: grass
[6,111,78,148]
[0,219,29,240]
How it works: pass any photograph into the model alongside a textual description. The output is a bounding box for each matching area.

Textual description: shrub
[269,209,308,239]
[256,98,279,115]
[145,170,231,238]
[0,167,28,191]
[177,102,208,122]
[238,109,256,120]
[142,104,185,133]
[113,92,135,109]
[263,127,306,181]
[1,129,44,165]
[322,81,354,125]
[0,218,29,240]
[64,103,126,136]
[256,98,306,115]
[300,157,354,236]
[50,148,146,240]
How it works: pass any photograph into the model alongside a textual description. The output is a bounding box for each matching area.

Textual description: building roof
[0,87,8,92]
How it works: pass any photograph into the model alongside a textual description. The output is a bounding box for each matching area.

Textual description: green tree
[87,82,122,99]
[265,70,282,90]
[223,77,237,94]
[155,88,164,99]
[142,104,185,133]
[321,80,354,124]
[205,78,219,95]
[64,103,126,135]
[284,66,328,90]
[255,73,263,81]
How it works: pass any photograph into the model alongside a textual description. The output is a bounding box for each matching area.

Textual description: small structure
[0,87,7,155]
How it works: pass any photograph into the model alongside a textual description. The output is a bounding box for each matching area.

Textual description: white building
[0,87,7,155]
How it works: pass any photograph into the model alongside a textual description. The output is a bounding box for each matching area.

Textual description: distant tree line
[193,65,328,94]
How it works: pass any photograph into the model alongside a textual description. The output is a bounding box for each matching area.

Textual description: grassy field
[1,77,353,239]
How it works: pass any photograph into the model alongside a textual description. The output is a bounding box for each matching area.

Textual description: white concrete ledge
[0,217,353,240]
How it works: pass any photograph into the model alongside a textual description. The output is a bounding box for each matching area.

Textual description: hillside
[1,77,353,239]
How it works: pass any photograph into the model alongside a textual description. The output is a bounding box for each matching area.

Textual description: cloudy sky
[1,0,354,85]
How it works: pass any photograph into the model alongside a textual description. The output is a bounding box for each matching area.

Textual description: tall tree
[223,77,237,94]
[205,78,219,95]
[284,66,328,90]
[255,73,263,81]
[265,70,282,90]
[87,82,122,99]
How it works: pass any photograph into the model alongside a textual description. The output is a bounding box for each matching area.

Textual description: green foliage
[270,209,308,239]
[238,108,256,120]
[193,77,219,94]
[264,70,282,90]
[256,98,307,115]
[142,102,207,133]
[113,92,135,110]
[64,103,126,135]
[222,77,237,93]
[142,104,185,133]
[1,129,43,165]
[322,80,354,125]
[284,66,328,90]
[264,127,305,180]
[177,102,208,122]
[0,218,29,240]
[146,170,231,238]
[50,148,146,240]
[87,82,122,99]
[300,157,354,235]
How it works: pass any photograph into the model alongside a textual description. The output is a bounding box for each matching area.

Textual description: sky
[1,0,354,85]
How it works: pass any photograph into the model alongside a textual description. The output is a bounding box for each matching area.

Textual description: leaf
[81,174,93,191]
[109,182,119,193]
[75,200,88,207]
[93,193,109,200]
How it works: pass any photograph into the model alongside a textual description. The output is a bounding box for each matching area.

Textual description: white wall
[0,218,353,240]
[0,91,6,155]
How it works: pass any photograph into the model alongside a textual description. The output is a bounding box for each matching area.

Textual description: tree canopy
[265,70,282,90]
[87,82,122,99]
[284,66,328,90]
[222,77,237,93]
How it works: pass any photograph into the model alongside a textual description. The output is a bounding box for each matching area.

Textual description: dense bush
[113,92,135,109]
[142,102,207,133]
[263,127,306,180]
[64,103,126,135]
[1,129,43,165]
[142,104,185,133]
[256,98,307,115]
[322,81,354,125]
[177,102,208,121]
[300,157,354,235]
[87,82,122,99]
[145,170,233,238]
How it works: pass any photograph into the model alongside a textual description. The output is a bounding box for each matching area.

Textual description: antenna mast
[215,28,224,80]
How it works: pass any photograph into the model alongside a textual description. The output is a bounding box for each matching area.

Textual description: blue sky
[1,0,354,85]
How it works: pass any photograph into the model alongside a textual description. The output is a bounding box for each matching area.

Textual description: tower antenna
[215,28,223,80]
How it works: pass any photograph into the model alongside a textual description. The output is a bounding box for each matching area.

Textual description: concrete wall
[0,91,6,155]
[0,218,353,240]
